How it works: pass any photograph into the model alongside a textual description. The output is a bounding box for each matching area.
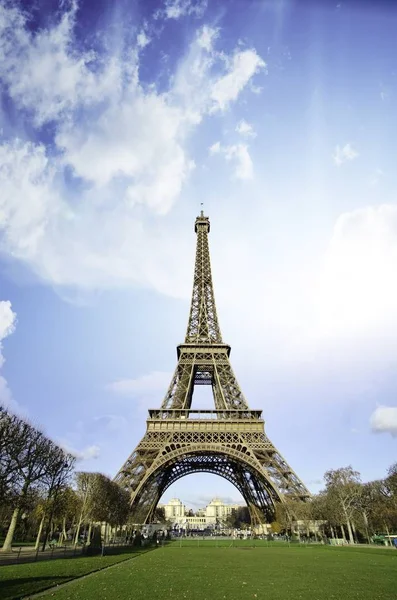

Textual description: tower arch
[123,447,283,524]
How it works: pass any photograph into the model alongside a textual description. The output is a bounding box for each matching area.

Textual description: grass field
[1,542,396,600]
[0,547,148,600]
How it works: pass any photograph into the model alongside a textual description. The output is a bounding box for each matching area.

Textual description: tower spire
[185,211,222,344]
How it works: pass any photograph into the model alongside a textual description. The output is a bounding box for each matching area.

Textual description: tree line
[273,465,397,543]
[0,406,130,552]
[1,405,396,549]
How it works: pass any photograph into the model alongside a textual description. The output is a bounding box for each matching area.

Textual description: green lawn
[0,547,148,600]
[2,543,395,600]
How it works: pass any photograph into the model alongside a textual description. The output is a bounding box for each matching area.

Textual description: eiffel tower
[115,211,310,525]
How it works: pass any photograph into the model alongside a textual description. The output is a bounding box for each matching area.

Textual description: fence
[165,537,324,549]
[0,544,87,566]
[0,541,136,566]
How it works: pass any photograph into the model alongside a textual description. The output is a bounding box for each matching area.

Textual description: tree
[292,499,315,537]
[105,480,130,534]
[225,506,251,529]
[356,482,382,543]
[312,491,344,539]
[73,472,99,545]
[324,467,362,544]
[275,497,296,534]
[73,472,130,545]
[366,478,397,535]
[39,448,75,550]
[1,411,74,552]
[270,521,281,534]
[0,408,31,503]
[54,486,81,544]
[384,463,397,525]
[386,463,397,496]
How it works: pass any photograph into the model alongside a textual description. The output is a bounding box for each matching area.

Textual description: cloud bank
[0,1,265,296]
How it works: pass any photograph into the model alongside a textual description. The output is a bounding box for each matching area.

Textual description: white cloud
[137,30,150,48]
[0,300,17,411]
[209,141,221,155]
[0,140,62,265]
[209,142,253,179]
[370,406,397,437]
[0,300,16,368]
[236,119,257,138]
[81,445,100,460]
[197,24,219,52]
[210,50,266,112]
[333,143,359,166]
[0,7,264,295]
[107,371,172,398]
[66,444,101,461]
[312,204,397,341]
[0,375,13,409]
[224,144,254,179]
[172,28,264,123]
[157,0,208,20]
[55,95,193,200]
[0,2,101,127]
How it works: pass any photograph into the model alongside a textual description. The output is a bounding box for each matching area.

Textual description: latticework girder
[115,212,311,524]
[161,345,249,411]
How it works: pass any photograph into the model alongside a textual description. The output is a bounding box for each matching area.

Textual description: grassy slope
[31,545,397,600]
[0,548,147,600]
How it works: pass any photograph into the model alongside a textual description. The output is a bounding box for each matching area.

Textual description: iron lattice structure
[115,212,310,524]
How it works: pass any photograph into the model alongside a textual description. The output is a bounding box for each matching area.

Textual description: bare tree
[356,482,381,543]
[311,491,341,539]
[73,472,130,546]
[107,482,130,530]
[1,410,73,552]
[367,477,397,536]
[324,466,362,544]
[39,448,75,550]
[54,486,81,544]
[0,408,31,503]
[73,472,97,545]
[275,497,295,534]
[386,462,397,492]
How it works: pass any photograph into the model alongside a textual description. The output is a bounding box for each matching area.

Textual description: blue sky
[0,0,396,509]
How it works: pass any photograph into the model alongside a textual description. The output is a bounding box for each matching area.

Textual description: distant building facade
[205,498,241,523]
[159,497,243,530]
[163,498,186,520]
